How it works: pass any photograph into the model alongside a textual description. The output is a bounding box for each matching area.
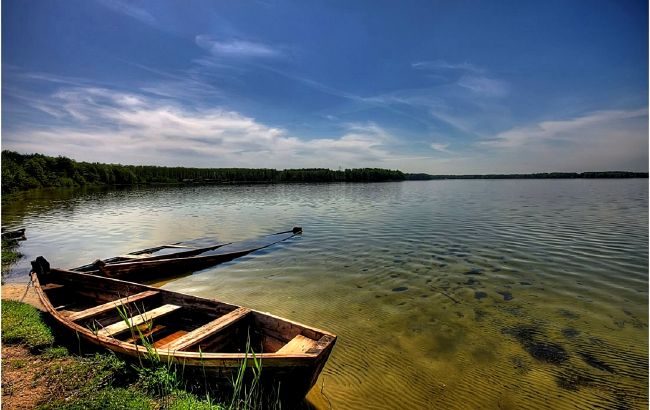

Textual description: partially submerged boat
[1,227,26,241]
[73,227,302,279]
[31,256,336,400]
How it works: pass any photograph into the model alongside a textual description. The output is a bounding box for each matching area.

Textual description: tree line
[1,151,405,194]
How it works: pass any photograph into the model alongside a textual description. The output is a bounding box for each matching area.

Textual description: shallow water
[2,180,648,409]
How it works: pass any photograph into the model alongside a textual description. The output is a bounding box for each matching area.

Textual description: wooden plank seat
[276,334,318,355]
[97,304,181,338]
[158,307,251,351]
[68,290,160,322]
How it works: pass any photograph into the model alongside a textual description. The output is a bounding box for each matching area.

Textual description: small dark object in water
[390,274,399,278]
[519,281,532,286]
[561,328,580,339]
[392,286,408,292]
[497,291,513,301]
[474,291,487,300]
[492,268,502,272]
[438,263,447,268]
[558,309,580,319]
[526,341,569,364]
[463,268,483,275]
[465,278,479,286]
[578,352,615,373]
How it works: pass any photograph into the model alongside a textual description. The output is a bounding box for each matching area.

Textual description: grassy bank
[1,300,277,409]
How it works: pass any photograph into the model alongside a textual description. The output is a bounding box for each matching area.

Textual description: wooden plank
[152,330,189,348]
[124,324,167,344]
[158,307,251,351]
[97,304,181,338]
[68,290,159,322]
[276,334,318,355]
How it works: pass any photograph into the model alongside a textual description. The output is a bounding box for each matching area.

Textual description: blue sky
[2,0,648,173]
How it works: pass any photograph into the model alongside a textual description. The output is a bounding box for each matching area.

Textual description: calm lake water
[2,180,648,409]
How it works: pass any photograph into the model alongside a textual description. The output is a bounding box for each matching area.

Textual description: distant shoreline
[2,150,647,195]
[405,171,648,180]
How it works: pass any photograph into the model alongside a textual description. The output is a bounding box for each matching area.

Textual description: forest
[1,151,405,194]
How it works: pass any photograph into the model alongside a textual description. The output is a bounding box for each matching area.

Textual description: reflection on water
[2,180,648,409]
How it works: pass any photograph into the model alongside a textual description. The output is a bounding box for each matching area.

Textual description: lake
[2,179,648,409]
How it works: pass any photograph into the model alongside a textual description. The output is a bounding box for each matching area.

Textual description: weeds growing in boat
[116,300,279,409]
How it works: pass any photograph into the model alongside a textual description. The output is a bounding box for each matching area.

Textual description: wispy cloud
[96,0,157,26]
[195,35,281,58]
[411,59,509,98]
[411,60,484,73]
[430,142,451,153]
[457,75,508,97]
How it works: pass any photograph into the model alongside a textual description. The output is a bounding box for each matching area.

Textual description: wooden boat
[30,257,336,400]
[1,227,26,241]
[73,227,302,279]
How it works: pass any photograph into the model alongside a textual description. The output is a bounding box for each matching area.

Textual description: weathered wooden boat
[1,227,26,241]
[31,257,336,400]
[73,227,302,279]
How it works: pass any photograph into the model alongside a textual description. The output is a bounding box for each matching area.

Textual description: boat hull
[31,262,335,401]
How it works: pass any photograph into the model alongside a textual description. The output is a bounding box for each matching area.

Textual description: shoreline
[1,283,44,311]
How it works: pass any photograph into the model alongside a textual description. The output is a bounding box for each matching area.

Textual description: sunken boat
[73,227,302,280]
[31,256,336,400]
[1,227,26,241]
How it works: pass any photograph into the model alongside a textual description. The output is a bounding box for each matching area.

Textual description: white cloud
[481,108,648,148]
[4,87,395,168]
[195,35,280,58]
[473,108,648,172]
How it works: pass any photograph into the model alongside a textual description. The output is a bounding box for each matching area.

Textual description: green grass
[39,387,153,410]
[2,301,282,409]
[169,392,224,410]
[2,299,54,350]
[41,345,69,359]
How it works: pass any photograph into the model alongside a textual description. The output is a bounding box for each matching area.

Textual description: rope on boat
[320,376,333,410]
